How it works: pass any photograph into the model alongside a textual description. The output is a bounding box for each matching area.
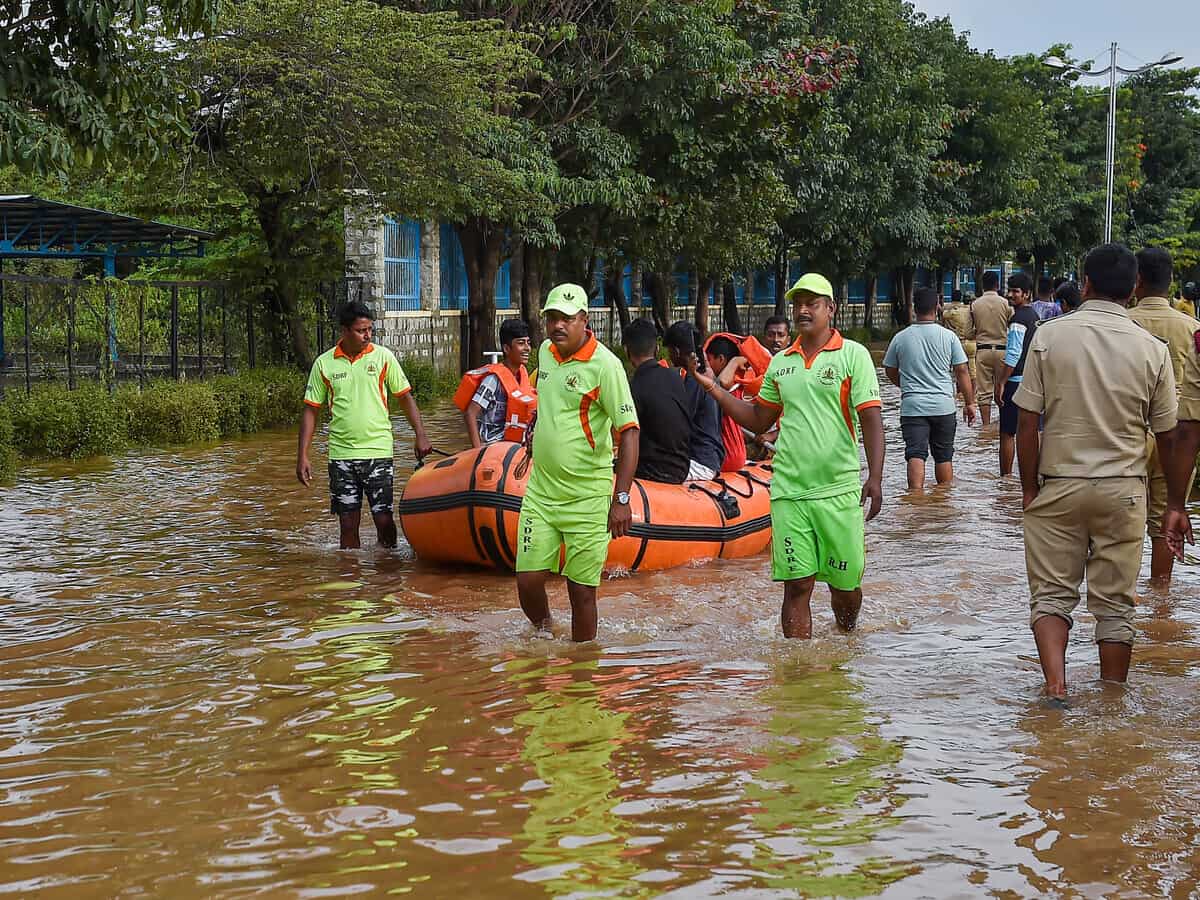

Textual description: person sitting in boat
[454,318,537,448]
[623,318,692,484]
[663,321,725,481]
[703,333,771,474]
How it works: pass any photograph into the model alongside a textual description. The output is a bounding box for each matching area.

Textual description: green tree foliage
[0,0,217,172]
[179,0,539,368]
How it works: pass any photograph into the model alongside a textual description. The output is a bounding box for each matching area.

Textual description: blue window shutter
[439,223,468,310]
[383,217,420,311]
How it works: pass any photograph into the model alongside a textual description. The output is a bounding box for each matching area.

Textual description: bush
[400,357,459,404]
[125,380,221,445]
[4,384,129,459]
[0,403,15,482]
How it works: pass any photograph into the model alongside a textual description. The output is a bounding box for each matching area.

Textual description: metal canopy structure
[0,195,213,275]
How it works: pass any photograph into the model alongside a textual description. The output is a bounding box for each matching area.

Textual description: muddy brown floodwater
[2,376,1200,898]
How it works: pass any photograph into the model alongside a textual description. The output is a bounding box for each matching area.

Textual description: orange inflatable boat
[398,442,773,574]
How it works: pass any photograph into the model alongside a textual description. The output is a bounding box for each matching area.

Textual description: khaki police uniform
[1013,300,1177,645]
[1131,296,1200,538]
[942,302,977,384]
[971,291,1011,408]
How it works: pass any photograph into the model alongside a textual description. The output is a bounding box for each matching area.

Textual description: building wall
[344,208,895,373]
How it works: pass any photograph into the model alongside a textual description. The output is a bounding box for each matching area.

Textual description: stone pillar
[343,203,385,316]
[420,220,440,312]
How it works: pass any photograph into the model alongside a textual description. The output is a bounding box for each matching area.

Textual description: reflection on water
[1,391,1199,897]
[744,661,908,897]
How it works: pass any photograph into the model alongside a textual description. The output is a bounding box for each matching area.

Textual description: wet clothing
[901,414,956,464]
[524,333,639,504]
[1024,476,1145,645]
[630,359,691,484]
[883,321,968,417]
[1013,300,1178,647]
[518,333,638,583]
[999,380,1023,437]
[328,458,394,515]
[755,330,881,501]
[770,490,866,591]
[516,494,610,587]
[682,374,726,476]
[687,460,718,482]
[304,342,412,460]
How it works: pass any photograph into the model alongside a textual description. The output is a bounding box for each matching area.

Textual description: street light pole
[1043,46,1183,245]
[1105,42,1117,242]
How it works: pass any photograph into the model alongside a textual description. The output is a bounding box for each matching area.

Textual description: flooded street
[2,378,1200,898]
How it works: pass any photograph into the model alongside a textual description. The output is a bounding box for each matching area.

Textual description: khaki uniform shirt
[971,292,1011,345]
[1178,332,1200,421]
[942,303,974,341]
[1013,299,1177,478]
[1130,296,1199,390]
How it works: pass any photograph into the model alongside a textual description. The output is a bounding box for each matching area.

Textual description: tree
[0,0,217,173]
[181,0,539,368]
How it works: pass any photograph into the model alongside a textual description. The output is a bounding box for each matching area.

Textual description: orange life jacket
[702,332,772,396]
[453,363,537,443]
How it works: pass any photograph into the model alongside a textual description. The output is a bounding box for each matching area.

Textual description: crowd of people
[294,244,1200,700]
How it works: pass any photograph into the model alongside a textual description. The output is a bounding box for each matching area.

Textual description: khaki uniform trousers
[1024,476,1145,645]
[976,347,1004,407]
[1145,434,1194,540]
[961,339,977,387]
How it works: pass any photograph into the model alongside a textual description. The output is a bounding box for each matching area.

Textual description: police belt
[977,343,1004,350]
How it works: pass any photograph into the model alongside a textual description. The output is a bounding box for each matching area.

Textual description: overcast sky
[910,0,1196,71]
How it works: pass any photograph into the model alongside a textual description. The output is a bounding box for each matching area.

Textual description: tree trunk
[648,271,673,333]
[902,267,915,324]
[631,261,644,311]
[520,242,545,347]
[458,217,504,370]
[974,264,985,296]
[253,189,313,370]
[605,265,631,333]
[695,274,713,337]
[773,245,788,318]
[863,274,878,335]
[722,280,742,334]
[1033,250,1047,283]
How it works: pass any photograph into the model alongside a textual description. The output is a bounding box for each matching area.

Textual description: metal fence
[0,274,355,397]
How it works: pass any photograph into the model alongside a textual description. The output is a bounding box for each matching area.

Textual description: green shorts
[515,493,611,587]
[770,490,866,591]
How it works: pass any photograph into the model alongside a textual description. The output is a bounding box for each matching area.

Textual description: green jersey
[527,333,639,502]
[304,342,412,460]
[756,330,881,500]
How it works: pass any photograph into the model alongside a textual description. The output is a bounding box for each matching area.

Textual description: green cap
[784,273,835,302]
[543,283,589,316]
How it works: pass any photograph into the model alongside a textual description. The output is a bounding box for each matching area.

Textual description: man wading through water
[298,300,433,549]
[688,273,885,638]
[515,284,640,642]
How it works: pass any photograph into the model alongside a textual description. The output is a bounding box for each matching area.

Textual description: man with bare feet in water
[1014,243,1179,700]
[688,273,885,638]
[514,284,640,642]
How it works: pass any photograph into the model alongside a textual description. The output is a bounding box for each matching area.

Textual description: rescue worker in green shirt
[516,284,640,642]
[298,300,433,550]
[688,273,885,638]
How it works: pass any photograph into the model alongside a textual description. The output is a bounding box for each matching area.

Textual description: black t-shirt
[630,360,691,484]
[681,373,727,473]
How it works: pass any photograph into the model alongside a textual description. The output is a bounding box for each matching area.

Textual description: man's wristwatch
[614,491,631,506]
